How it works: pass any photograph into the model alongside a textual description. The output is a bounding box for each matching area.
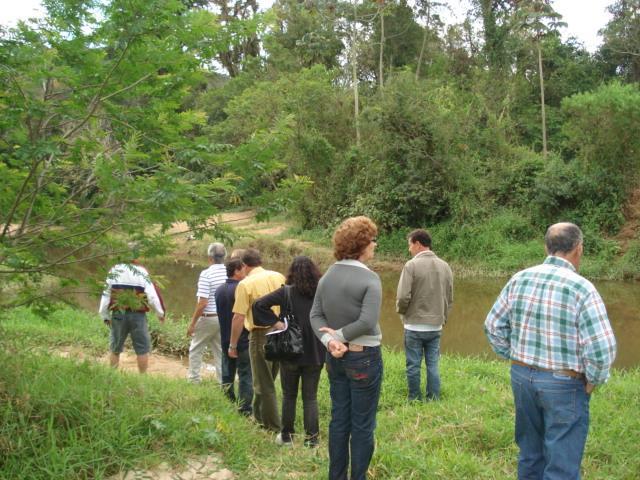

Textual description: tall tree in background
[415,0,445,79]
[209,0,262,76]
[512,0,565,158]
[599,0,640,82]
[264,0,343,72]
[475,0,516,71]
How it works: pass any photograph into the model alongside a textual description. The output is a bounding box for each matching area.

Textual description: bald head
[545,223,583,255]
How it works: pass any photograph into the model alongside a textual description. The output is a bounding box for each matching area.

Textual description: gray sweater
[310,260,382,347]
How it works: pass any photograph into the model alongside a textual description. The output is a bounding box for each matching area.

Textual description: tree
[0,0,239,308]
[263,0,344,72]
[474,0,516,71]
[511,0,565,158]
[208,0,264,77]
[599,0,640,82]
[415,0,445,80]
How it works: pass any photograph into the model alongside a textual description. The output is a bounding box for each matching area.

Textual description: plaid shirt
[485,256,616,385]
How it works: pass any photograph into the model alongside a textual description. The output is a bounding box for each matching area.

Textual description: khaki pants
[187,315,222,383]
[249,328,280,431]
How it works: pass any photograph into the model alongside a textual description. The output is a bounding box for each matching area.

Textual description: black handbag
[264,286,304,361]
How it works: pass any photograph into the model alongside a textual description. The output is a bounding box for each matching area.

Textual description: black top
[253,285,325,366]
[215,279,249,351]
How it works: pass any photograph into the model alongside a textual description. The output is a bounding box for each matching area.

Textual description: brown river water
[74,259,640,369]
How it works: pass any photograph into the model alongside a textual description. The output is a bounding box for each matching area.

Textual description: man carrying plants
[98,250,165,374]
[485,222,617,479]
[396,229,453,401]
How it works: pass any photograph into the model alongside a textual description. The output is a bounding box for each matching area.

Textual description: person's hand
[271,321,286,331]
[585,382,595,395]
[159,316,165,324]
[228,346,238,359]
[319,326,337,337]
[328,339,347,358]
[187,322,196,337]
[103,319,111,327]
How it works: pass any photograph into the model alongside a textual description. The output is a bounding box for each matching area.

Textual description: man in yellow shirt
[229,248,285,431]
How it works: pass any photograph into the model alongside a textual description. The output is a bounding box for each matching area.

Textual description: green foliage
[562,82,640,178]
[263,0,344,72]
[0,0,274,308]
[599,0,640,83]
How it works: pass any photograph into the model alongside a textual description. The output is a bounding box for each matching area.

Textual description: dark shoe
[276,433,293,447]
[304,434,319,448]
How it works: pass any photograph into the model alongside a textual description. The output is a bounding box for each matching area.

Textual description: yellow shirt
[232,266,286,331]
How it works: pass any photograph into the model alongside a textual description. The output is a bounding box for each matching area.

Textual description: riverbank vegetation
[2,306,639,479]
[2,0,640,311]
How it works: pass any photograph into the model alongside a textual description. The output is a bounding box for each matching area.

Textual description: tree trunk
[352,0,361,145]
[537,42,547,159]
[415,6,431,80]
[379,1,384,89]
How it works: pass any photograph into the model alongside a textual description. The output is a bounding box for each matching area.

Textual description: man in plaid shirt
[485,222,616,480]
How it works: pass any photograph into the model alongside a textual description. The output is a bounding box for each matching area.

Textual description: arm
[484,283,512,360]
[252,287,284,327]
[228,313,245,359]
[396,264,413,315]
[229,282,250,359]
[445,266,454,320]
[99,269,113,324]
[187,297,208,336]
[339,276,382,341]
[578,290,617,388]
[310,283,332,347]
[98,284,111,324]
[143,277,165,321]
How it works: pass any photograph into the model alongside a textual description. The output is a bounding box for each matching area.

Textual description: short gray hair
[207,242,227,263]
[545,223,583,255]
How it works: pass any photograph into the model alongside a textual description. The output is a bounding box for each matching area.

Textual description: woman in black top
[253,256,324,447]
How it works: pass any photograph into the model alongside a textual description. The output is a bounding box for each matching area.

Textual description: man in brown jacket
[396,229,453,401]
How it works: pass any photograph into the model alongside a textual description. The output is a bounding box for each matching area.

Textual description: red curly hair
[333,216,378,260]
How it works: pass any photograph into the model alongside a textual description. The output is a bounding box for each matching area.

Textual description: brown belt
[511,360,585,379]
[201,313,218,317]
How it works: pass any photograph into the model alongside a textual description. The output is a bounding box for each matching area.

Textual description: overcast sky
[1,0,614,52]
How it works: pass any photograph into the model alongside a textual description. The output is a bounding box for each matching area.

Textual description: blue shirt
[215,278,249,351]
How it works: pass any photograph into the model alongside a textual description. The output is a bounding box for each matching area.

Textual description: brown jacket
[396,250,453,327]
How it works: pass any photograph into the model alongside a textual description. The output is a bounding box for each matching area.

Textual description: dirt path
[56,347,218,380]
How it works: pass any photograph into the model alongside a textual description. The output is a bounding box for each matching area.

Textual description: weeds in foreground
[1,308,639,479]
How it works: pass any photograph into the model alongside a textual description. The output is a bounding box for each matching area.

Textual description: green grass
[1,307,640,479]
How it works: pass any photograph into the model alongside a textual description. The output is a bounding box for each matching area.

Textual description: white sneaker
[276,433,293,446]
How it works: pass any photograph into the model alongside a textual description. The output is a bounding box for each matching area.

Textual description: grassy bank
[2,307,639,479]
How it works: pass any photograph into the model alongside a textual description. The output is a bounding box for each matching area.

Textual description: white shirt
[196,263,227,314]
[98,263,164,320]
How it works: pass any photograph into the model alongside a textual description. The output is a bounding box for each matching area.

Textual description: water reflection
[78,259,640,368]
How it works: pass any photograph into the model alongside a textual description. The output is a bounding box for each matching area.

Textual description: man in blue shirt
[215,257,252,415]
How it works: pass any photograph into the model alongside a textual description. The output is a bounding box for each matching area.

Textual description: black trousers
[280,362,323,442]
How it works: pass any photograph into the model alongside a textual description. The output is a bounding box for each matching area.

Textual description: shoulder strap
[283,285,294,316]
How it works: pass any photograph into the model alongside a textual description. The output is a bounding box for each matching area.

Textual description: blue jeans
[222,349,253,415]
[511,364,591,480]
[404,329,441,401]
[326,347,383,480]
